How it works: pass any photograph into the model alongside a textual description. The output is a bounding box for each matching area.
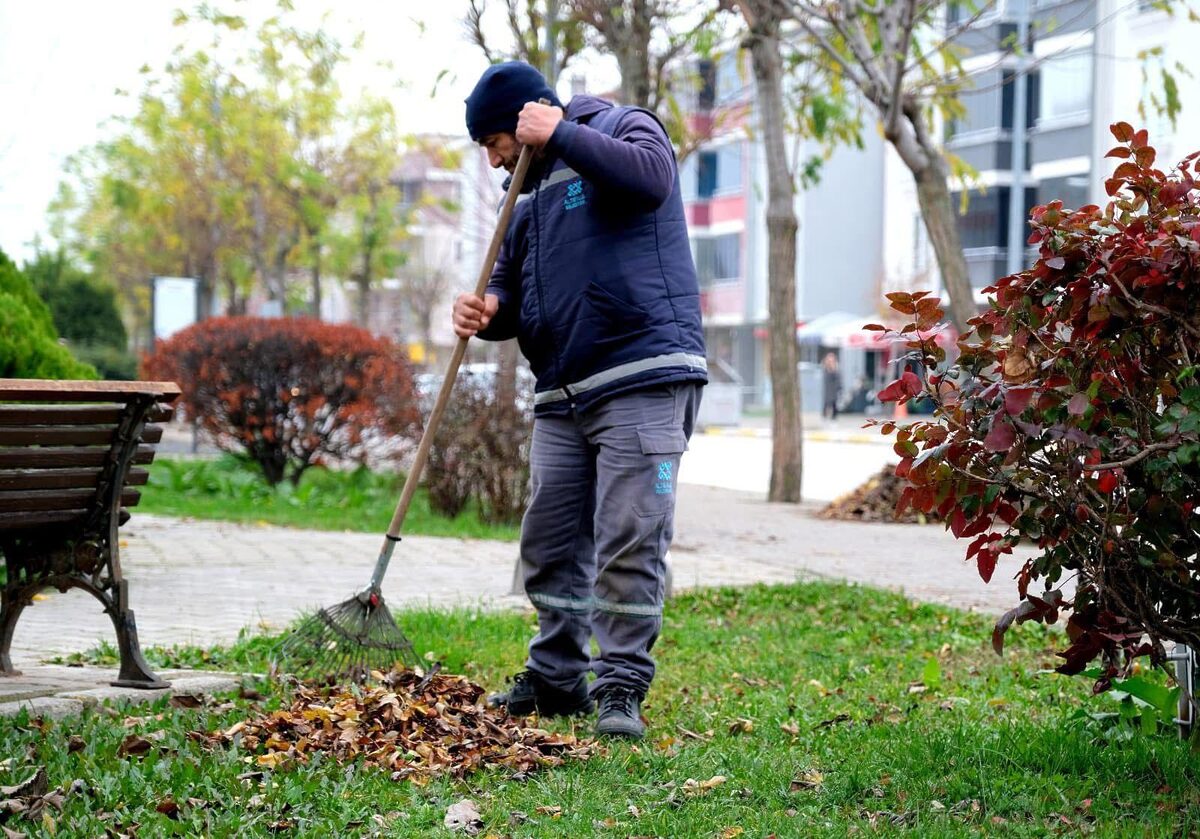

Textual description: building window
[948,70,1002,139]
[954,185,1040,251]
[697,59,716,111]
[695,143,743,199]
[697,151,718,198]
[1037,51,1091,123]
[716,144,742,194]
[693,232,741,286]
[1038,174,1091,211]
[399,179,422,207]
[1000,71,1037,131]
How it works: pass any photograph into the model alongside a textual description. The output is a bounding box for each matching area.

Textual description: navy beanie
[465,61,561,142]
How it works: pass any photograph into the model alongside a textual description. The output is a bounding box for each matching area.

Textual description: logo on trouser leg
[655,460,673,495]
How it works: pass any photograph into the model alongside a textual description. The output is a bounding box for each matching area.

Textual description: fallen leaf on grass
[682,775,726,797]
[168,694,203,710]
[155,797,180,819]
[791,770,824,791]
[66,737,86,754]
[534,805,562,818]
[814,713,851,730]
[0,769,47,799]
[727,718,754,735]
[780,721,800,736]
[117,732,163,758]
[444,799,483,835]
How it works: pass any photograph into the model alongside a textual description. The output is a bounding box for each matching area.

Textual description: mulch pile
[197,669,594,783]
[817,464,943,524]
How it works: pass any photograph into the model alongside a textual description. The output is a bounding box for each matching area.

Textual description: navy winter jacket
[478,95,708,416]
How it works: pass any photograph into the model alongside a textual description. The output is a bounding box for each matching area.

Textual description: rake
[272,140,537,682]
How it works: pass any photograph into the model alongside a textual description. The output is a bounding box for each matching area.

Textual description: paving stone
[167,674,241,695]
[59,685,172,707]
[0,696,86,720]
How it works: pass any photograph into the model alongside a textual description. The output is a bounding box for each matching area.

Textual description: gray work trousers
[521,382,701,697]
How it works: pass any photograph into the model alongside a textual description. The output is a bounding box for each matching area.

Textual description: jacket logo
[564,179,586,211]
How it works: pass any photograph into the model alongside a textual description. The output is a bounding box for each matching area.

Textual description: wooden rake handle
[385,142,536,541]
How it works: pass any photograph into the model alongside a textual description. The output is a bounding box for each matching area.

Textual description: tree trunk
[912,152,976,333]
[356,241,373,328]
[748,14,803,503]
[310,242,322,319]
[615,0,653,107]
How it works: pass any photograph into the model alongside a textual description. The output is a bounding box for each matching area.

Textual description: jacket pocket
[632,426,688,517]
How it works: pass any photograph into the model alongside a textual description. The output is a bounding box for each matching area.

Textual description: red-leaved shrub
[143,317,421,485]
[873,124,1200,691]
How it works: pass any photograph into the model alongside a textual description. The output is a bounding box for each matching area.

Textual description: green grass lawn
[135,455,520,541]
[6,581,1200,837]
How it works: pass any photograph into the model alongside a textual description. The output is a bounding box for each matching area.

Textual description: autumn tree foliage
[143,317,420,486]
[874,125,1200,692]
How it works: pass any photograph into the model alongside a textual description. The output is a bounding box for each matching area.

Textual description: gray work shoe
[595,686,646,739]
[487,670,593,718]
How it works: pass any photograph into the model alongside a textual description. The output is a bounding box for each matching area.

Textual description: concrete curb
[0,670,242,720]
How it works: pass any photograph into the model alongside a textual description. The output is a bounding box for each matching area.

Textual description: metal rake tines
[273,600,419,681]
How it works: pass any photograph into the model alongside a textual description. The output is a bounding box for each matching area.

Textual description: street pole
[1006,0,1030,277]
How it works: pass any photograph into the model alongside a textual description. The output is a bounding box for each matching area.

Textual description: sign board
[151,277,199,341]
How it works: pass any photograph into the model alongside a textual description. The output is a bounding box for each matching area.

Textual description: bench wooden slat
[0,508,88,529]
[0,405,173,426]
[0,467,150,491]
[0,487,141,513]
[0,379,180,403]
[0,506,135,529]
[0,446,156,469]
[0,426,114,446]
[0,424,163,446]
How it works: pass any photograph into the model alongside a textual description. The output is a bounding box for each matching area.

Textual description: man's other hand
[515,101,563,149]
[452,292,499,338]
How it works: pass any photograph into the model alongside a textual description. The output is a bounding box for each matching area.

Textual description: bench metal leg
[106,580,167,689]
[0,589,32,677]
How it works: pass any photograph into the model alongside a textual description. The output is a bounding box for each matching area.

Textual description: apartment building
[682,51,887,407]
[885,0,1200,300]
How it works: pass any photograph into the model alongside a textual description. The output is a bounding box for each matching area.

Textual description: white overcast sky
[0,1,617,262]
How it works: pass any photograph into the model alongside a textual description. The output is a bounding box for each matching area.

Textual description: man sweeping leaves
[452,62,707,739]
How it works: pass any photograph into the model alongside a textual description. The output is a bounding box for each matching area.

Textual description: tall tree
[256,20,347,317]
[732,0,803,502]
[329,100,407,328]
[783,0,978,332]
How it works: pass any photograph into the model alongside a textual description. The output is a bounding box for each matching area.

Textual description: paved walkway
[7,484,1034,668]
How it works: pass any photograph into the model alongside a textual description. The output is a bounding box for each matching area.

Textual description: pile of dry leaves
[197,670,594,782]
[818,464,941,524]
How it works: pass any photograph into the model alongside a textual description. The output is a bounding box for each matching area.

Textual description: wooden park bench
[0,379,180,689]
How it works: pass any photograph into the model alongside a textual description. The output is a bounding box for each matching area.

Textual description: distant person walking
[822,352,841,420]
